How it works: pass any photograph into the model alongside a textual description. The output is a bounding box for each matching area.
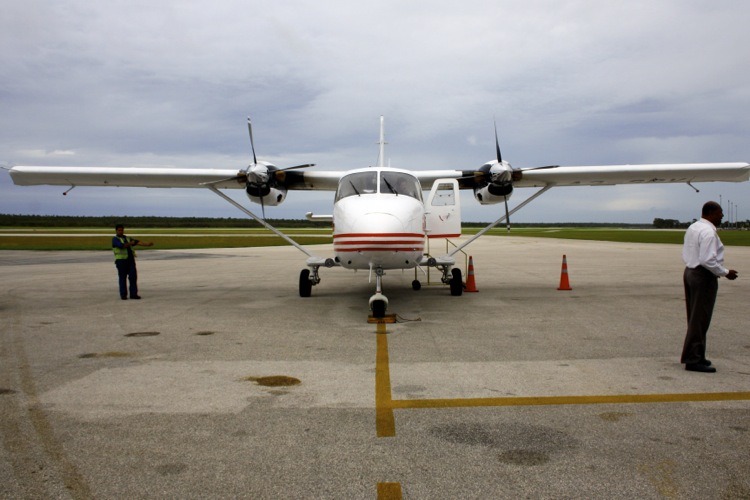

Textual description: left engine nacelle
[244,162,288,206]
[246,185,288,206]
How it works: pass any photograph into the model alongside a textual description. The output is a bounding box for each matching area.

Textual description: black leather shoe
[121,296,128,300]
[130,295,141,300]
[700,359,712,367]
[686,363,716,373]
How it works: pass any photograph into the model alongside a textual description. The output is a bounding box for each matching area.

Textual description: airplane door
[424,178,461,238]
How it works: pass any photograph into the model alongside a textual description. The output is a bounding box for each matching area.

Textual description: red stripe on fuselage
[333,232,425,239]
[333,232,425,253]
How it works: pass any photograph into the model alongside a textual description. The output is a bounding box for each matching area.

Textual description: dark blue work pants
[115,258,138,299]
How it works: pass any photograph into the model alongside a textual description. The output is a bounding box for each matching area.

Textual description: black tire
[371,300,386,318]
[450,268,463,296]
[411,279,421,291]
[299,269,312,297]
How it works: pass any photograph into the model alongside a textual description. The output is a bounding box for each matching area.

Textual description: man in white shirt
[681,201,738,373]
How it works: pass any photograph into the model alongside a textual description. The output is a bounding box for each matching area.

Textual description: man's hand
[726,269,738,280]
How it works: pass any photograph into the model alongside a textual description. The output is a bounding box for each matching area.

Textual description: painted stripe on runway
[377,482,403,499]
[375,325,396,438]
[374,321,749,436]
[391,391,750,409]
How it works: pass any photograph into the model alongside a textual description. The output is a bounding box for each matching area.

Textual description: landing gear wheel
[411,279,421,291]
[371,300,386,319]
[450,268,463,296]
[299,269,312,297]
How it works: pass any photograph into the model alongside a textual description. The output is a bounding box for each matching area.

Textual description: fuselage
[332,168,425,270]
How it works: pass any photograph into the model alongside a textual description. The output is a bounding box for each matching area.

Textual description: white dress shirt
[682,218,728,277]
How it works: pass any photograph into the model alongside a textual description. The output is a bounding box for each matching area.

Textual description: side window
[431,183,456,206]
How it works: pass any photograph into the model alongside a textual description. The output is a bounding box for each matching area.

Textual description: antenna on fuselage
[377,115,387,168]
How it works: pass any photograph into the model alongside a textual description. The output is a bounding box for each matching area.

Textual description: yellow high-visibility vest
[113,236,136,260]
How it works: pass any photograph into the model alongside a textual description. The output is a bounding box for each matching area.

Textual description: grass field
[480,227,750,246]
[1,226,749,250]
[0,228,333,250]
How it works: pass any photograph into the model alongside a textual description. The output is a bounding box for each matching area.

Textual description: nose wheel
[369,268,389,319]
[370,297,387,318]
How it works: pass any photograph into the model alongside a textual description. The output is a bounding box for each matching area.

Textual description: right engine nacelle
[472,160,516,205]
[473,182,513,205]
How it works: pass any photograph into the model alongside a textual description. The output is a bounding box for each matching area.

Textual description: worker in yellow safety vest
[112,224,153,300]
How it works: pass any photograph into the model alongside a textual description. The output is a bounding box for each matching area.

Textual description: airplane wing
[514,162,750,187]
[413,162,750,189]
[8,166,344,191]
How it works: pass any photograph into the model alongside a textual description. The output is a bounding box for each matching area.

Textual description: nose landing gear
[369,267,389,319]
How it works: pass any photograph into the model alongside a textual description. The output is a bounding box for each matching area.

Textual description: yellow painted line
[391,391,750,409]
[377,482,403,499]
[375,324,396,437]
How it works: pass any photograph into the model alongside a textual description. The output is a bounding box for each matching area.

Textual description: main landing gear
[298,266,322,298]
[299,262,463,320]
[410,264,463,297]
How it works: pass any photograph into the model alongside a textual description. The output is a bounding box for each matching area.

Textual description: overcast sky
[1,0,748,223]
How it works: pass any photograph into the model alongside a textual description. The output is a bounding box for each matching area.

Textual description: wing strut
[206,185,314,258]
[448,184,554,257]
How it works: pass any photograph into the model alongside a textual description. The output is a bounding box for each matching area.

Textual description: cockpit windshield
[380,172,422,201]
[335,171,422,202]
[336,172,377,201]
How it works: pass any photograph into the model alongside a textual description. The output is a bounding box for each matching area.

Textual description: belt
[689,266,717,278]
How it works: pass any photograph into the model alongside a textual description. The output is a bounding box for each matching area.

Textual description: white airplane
[8,117,750,317]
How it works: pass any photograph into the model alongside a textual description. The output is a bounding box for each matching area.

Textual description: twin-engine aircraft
[8,117,750,317]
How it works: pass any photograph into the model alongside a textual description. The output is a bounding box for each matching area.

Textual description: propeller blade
[282,163,316,171]
[524,164,559,171]
[494,120,502,164]
[275,164,316,183]
[200,172,247,187]
[247,117,258,165]
[504,196,511,232]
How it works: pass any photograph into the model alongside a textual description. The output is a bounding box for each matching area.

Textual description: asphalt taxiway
[1,236,749,498]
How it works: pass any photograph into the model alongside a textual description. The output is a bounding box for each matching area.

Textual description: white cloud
[1,0,748,222]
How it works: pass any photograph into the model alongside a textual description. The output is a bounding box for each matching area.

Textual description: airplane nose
[354,212,404,233]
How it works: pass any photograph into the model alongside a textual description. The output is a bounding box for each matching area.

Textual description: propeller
[489,122,560,232]
[494,121,511,232]
[245,117,316,218]
[494,120,503,164]
[247,117,258,165]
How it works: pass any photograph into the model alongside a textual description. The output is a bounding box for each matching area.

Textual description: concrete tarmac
[1,236,749,499]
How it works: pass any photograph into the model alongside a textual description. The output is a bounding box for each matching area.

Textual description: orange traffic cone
[557,254,572,291]
[465,256,478,292]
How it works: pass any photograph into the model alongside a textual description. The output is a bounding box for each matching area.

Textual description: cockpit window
[335,171,423,202]
[380,172,422,201]
[335,172,378,201]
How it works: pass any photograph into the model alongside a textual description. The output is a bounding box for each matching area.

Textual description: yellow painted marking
[377,482,403,499]
[375,325,396,437]
[391,391,750,409]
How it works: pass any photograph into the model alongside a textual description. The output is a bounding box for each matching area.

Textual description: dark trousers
[115,259,138,298]
[681,266,718,364]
